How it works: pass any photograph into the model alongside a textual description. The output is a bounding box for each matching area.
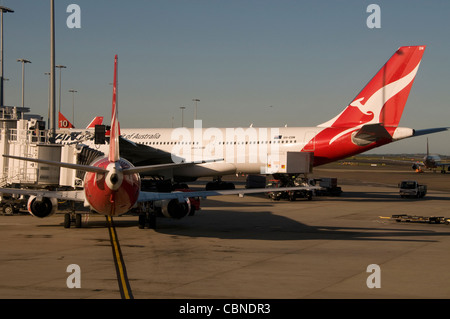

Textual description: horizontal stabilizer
[3,155,108,174]
[413,127,449,137]
[351,124,392,146]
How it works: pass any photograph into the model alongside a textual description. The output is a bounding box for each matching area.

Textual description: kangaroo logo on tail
[318,46,426,145]
[349,62,420,118]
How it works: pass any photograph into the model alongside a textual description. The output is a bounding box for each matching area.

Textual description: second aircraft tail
[318,46,426,129]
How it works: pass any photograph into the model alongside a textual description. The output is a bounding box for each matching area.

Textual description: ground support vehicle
[398,180,427,198]
[384,214,450,224]
[0,193,27,215]
[265,178,313,201]
[313,177,342,196]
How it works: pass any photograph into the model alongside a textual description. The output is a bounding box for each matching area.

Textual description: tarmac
[1,162,450,300]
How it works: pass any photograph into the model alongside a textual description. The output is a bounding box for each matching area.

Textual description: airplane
[0,55,318,229]
[54,46,448,189]
[411,138,450,173]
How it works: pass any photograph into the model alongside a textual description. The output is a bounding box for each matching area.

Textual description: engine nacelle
[27,196,58,218]
[154,198,191,219]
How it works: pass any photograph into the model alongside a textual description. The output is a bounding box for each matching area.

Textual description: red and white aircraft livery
[312,45,427,164]
[0,55,317,228]
[77,46,443,180]
[59,111,103,129]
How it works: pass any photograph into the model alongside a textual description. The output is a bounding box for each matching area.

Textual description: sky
[1,0,450,154]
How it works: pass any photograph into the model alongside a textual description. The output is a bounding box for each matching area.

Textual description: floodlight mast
[0,6,14,108]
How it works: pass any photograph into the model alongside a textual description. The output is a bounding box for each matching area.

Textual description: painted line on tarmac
[106,216,134,299]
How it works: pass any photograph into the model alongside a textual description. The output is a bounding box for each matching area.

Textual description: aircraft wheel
[148,214,156,229]
[75,214,82,228]
[138,215,146,229]
[226,182,235,190]
[138,213,156,229]
[64,213,71,228]
[2,204,14,215]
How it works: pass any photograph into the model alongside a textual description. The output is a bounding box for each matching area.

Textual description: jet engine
[154,198,191,219]
[27,196,58,218]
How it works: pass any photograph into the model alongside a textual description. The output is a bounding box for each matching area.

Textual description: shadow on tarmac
[28,189,450,244]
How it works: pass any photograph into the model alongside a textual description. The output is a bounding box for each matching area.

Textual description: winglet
[109,55,120,162]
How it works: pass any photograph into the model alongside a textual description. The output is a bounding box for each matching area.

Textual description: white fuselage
[120,126,324,177]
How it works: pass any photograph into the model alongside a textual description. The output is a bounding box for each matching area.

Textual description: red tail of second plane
[319,46,425,129]
[308,46,427,165]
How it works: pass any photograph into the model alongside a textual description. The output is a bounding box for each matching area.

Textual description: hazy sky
[2,0,450,154]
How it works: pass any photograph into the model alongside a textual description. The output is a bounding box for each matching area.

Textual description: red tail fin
[319,46,426,128]
[58,112,74,128]
[109,55,120,162]
[86,116,104,129]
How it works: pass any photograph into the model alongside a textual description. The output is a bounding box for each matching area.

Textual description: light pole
[180,106,186,127]
[56,64,66,113]
[49,0,56,140]
[45,72,50,128]
[68,89,77,126]
[0,6,13,107]
[192,98,200,121]
[17,58,31,107]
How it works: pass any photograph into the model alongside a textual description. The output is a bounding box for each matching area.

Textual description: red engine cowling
[27,196,58,218]
[155,198,191,219]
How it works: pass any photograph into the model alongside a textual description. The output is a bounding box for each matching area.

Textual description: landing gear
[136,201,157,229]
[138,211,157,229]
[205,177,235,190]
[63,212,83,228]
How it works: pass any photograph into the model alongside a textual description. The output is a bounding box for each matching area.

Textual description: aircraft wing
[0,188,85,202]
[119,136,174,166]
[4,153,222,176]
[123,158,223,175]
[0,185,319,204]
[436,162,450,168]
[137,186,321,202]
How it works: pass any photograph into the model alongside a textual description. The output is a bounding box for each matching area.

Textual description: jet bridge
[0,105,62,187]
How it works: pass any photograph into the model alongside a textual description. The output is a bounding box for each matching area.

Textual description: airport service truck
[314,177,342,196]
[398,180,427,198]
